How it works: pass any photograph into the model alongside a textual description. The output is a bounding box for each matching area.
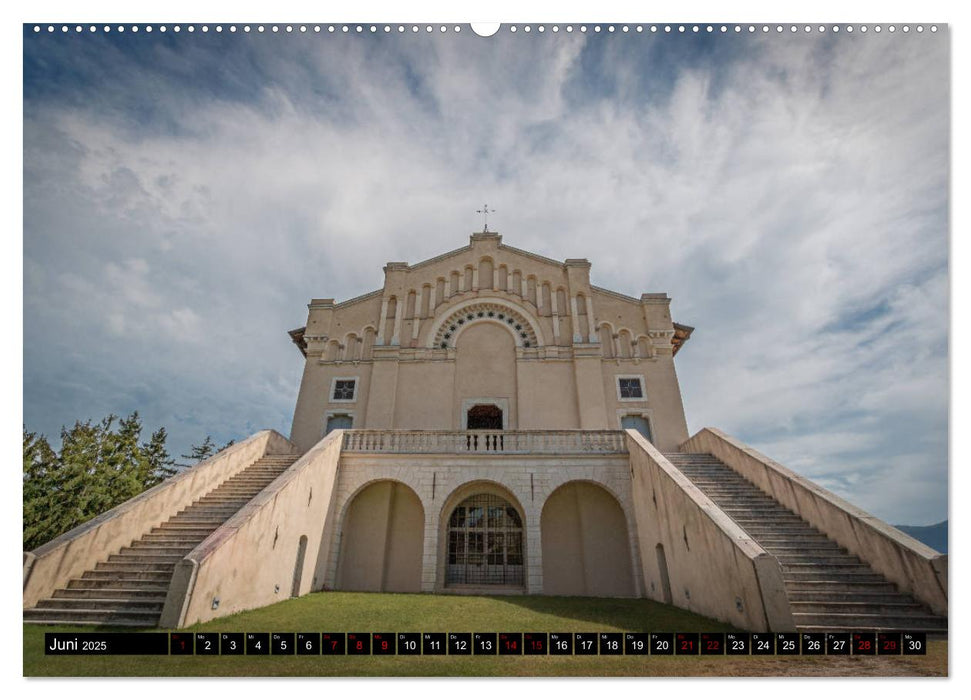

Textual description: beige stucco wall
[161,430,343,627]
[681,427,948,616]
[627,430,794,632]
[336,480,424,593]
[24,430,295,609]
[288,232,692,452]
[541,481,635,597]
[453,322,518,427]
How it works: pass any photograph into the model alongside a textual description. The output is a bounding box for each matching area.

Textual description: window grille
[618,377,643,399]
[446,494,524,586]
[332,379,356,401]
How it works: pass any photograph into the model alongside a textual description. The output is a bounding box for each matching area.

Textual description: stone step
[761,543,843,551]
[791,612,948,631]
[122,544,195,554]
[176,509,241,517]
[783,571,888,583]
[35,597,165,611]
[108,552,184,564]
[152,525,217,534]
[755,537,835,547]
[736,522,817,531]
[730,515,806,524]
[785,580,898,593]
[781,564,873,575]
[23,607,160,625]
[129,537,200,546]
[763,547,846,557]
[81,562,175,586]
[94,561,176,573]
[54,587,169,599]
[775,555,862,566]
[165,516,231,524]
[136,536,205,547]
[719,504,792,511]
[789,600,927,615]
[73,573,174,586]
[787,591,917,604]
[195,498,252,504]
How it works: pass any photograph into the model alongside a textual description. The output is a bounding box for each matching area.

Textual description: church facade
[286,231,692,596]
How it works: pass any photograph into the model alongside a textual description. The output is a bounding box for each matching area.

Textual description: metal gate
[446,494,524,586]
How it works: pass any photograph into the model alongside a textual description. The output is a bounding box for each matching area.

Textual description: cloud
[23,28,948,525]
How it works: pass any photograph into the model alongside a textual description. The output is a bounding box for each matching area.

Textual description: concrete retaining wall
[626,430,795,632]
[681,427,947,616]
[161,430,344,628]
[23,430,295,608]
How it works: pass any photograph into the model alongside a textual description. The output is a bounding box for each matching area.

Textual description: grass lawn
[23,591,947,677]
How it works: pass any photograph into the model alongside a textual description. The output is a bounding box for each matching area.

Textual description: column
[391,299,403,346]
[472,266,479,291]
[584,295,597,342]
[412,287,424,341]
[570,295,582,343]
[551,290,561,344]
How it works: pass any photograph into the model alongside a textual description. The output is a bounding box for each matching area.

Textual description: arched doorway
[336,481,424,592]
[541,481,635,596]
[445,493,524,586]
[467,404,503,430]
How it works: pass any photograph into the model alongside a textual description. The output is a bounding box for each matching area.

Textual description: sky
[21,22,949,526]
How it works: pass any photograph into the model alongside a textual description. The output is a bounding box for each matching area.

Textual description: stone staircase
[665,452,947,633]
[23,453,298,627]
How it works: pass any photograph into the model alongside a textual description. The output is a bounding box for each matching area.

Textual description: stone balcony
[341,429,628,455]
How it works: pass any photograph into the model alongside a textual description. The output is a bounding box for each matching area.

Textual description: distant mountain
[894,520,948,554]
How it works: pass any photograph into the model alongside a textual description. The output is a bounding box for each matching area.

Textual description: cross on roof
[475,204,495,232]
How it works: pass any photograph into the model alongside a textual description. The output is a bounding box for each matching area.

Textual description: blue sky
[22,23,949,525]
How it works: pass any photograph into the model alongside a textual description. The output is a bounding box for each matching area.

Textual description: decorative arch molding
[427,296,544,350]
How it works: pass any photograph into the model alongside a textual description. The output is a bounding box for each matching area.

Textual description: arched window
[446,494,523,586]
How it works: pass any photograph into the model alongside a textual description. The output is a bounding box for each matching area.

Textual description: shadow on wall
[483,595,740,632]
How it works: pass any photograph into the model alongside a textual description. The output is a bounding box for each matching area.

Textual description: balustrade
[341,430,627,454]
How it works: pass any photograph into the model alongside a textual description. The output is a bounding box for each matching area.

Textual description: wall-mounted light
[212,597,220,610]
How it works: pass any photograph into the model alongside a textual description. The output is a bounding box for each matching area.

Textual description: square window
[331,379,357,401]
[618,377,643,399]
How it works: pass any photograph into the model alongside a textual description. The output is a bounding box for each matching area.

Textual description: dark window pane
[619,378,643,398]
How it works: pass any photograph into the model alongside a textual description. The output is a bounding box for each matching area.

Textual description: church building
[286,231,691,597]
[24,232,947,635]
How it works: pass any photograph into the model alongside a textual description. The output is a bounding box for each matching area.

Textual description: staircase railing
[680,427,948,617]
[24,429,299,610]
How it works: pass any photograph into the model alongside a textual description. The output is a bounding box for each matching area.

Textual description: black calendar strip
[44,631,928,656]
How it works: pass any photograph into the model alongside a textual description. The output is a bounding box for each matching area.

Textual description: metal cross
[476,204,495,232]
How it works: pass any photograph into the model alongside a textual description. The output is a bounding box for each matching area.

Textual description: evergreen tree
[22,412,181,550]
[143,427,179,486]
[178,435,234,468]
[23,428,58,551]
